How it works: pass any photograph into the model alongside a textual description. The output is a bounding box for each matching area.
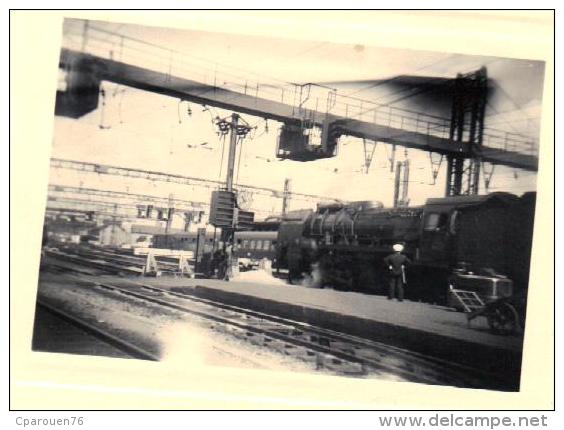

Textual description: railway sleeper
[317,354,365,375]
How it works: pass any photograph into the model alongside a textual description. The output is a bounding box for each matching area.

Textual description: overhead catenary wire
[343,53,462,97]
[235,135,245,186]
[345,58,497,114]
[217,132,227,181]
[485,101,534,137]
[81,23,540,158]
[116,85,126,124]
[77,22,538,148]
[98,86,110,130]
[65,25,540,207]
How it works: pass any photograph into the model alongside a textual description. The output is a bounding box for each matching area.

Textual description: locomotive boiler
[276,192,535,303]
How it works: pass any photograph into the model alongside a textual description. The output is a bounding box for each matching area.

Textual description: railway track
[45,247,186,276]
[77,278,505,389]
[76,247,183,268]
[41,249,513,389]
[35,299,160,361]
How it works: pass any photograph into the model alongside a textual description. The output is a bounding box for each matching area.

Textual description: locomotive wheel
[487,302,519,335]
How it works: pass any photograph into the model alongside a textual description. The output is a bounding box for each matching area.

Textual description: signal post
[208,113,255,279]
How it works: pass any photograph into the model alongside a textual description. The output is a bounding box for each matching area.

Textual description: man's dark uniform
[384,251,411,301]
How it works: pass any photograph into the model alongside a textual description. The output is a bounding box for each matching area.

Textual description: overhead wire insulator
[236,124,252,137]
[482,162,496,191]
[117,88,125,124]
[428,152,444,185]
[177,100,183,124]
[385,144,396,172]
[98,87,111,130]
[362,138,377,174]
[216,118,231,136]
[177,100,193,124]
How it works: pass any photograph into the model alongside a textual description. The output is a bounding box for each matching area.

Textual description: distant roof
[94,224,127,233]
[130,224,185,235]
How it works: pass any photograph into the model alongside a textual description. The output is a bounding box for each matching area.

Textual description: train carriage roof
[234,230,278,240]
[282,209,314,221]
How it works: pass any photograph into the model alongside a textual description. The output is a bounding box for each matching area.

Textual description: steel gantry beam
[48,184,207,211]
[55,22,540,210]
[56,33,539,172]
[49,158,343,205]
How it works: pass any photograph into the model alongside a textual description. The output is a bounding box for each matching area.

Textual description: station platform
[116,271,524,388]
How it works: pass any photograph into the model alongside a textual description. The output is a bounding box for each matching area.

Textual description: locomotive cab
[418,207,454,267]
[420,193,521,304]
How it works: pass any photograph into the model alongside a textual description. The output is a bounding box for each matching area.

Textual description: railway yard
[35,245,524,391]
[27,18,544,396]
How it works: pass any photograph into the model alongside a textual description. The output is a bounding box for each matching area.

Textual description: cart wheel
[487,302,519,335]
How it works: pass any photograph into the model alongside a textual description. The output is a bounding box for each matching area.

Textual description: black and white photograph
[16,12,551,405]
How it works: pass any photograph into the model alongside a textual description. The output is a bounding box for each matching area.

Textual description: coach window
[424,213,448,231]
[264,240,271,250]
[243,240,249,249]
[250,240,256,249]
[256,241,263,250]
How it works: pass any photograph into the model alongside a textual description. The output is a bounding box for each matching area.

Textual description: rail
[36,299,159,360]
[44,249,517,389]
[62,20,539,158]
[96,279,506,387]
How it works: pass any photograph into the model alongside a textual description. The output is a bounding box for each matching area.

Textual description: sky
[50,18,545,218]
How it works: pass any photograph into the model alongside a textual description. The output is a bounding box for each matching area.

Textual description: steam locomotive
[153,191,535,304]
[273,192,536,303]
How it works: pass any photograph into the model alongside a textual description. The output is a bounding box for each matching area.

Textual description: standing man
[384,243,411,301]
[213,247,226,279]
[224,242,233,281]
